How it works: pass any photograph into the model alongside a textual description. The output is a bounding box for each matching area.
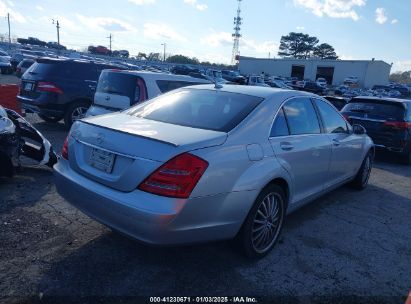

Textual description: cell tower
[231,0,242,65]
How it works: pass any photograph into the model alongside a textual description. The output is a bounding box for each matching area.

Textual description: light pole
[161,43,166,62]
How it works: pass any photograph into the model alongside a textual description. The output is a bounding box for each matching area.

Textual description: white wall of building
[238,57,391,88]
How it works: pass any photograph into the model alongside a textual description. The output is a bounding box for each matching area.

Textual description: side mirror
[352,124,366,135]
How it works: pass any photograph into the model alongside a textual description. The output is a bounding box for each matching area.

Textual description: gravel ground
[0,114,410,304]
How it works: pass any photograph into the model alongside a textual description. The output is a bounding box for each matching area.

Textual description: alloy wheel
[71,106,88,122]
[251,193,283,253]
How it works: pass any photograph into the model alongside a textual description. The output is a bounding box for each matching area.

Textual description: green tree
[278,32,319,59]
[166,54,199,65]
[313,43,339,59]
[389,71,411,84]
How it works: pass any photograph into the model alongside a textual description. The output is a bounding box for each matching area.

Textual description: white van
[86,70,211,117]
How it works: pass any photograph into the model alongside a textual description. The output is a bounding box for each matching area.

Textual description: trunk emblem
[96,133,105,144]
[105,95,110,101]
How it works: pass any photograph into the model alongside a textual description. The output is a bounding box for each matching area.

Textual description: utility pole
[7,13,11,46]
[161,43,166,62]
[107,34,112,55]
[52,19,60,46]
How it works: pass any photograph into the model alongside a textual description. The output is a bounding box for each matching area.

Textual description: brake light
[61,136,69,159]
[384,121,411,130]
[342,114,351,122]
[138,153,209,199]
[37,82,63,94]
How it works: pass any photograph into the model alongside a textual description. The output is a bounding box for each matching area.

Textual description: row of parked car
[3,49,411,259]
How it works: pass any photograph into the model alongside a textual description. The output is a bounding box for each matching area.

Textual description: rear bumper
[54,160,255,245]
[17,95,64,117]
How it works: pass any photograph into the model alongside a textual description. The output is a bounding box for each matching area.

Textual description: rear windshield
[343,99,406,120]
[126,89,263,132]
[97,72,139,102]
[26,62,57,75]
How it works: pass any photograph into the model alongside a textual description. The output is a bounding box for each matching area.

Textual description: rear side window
[270,108,289,137]
[97,72,143,104]
[156,80,202,93]
[343,99,406,120]
[127,89,263,132]
[283,98,321,135]
[315,99,348,134]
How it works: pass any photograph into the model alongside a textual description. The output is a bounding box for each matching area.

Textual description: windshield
[126,89,263,132]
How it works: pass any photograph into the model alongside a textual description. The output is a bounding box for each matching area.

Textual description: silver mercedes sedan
[54,85,374,258]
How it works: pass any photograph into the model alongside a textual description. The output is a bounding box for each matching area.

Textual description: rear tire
[237,184,286,259]
[38,114,63,123]
[64,101,89,129]
[350,151,373,190]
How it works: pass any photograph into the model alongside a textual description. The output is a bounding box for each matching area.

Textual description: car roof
[103,70,211,83]
[184,84,316,99]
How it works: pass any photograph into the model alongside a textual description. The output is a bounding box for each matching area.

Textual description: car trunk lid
[68,113,227,192]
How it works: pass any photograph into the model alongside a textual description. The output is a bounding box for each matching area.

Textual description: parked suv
[86,70,210,117]
[17,58,123,128]
[341,97,411,164]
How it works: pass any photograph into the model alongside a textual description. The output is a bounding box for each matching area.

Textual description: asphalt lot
[1,114,411,304]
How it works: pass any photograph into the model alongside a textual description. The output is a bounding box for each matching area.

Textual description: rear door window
[343,99,406,120]
[283,98,321,135]
[270,108,290,137]
[314,99,348,134]
[127,89,263,132]
[156,80,202,93]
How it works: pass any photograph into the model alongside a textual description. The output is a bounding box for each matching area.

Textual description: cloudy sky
[0,0,410,71]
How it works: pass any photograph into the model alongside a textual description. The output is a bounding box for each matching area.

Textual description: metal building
[238,56,392,88]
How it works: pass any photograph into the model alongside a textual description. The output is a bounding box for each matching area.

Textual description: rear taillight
[37,82,63,94]
[342,114,351,122]
[61,136,69,159]
[138,153,209,199]
[384,121,411,130]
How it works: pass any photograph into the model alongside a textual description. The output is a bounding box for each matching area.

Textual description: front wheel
[238,185,286,259]
[350,151,373,190]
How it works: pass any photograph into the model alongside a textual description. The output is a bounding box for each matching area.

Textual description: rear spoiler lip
[78,119,179,147]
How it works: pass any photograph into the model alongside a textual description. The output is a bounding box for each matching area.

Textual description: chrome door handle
[280,142,294,151]
[333,139,341,146]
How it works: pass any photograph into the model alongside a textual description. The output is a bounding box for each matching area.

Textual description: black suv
[17,58,124,128]
[341,97,411,164]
